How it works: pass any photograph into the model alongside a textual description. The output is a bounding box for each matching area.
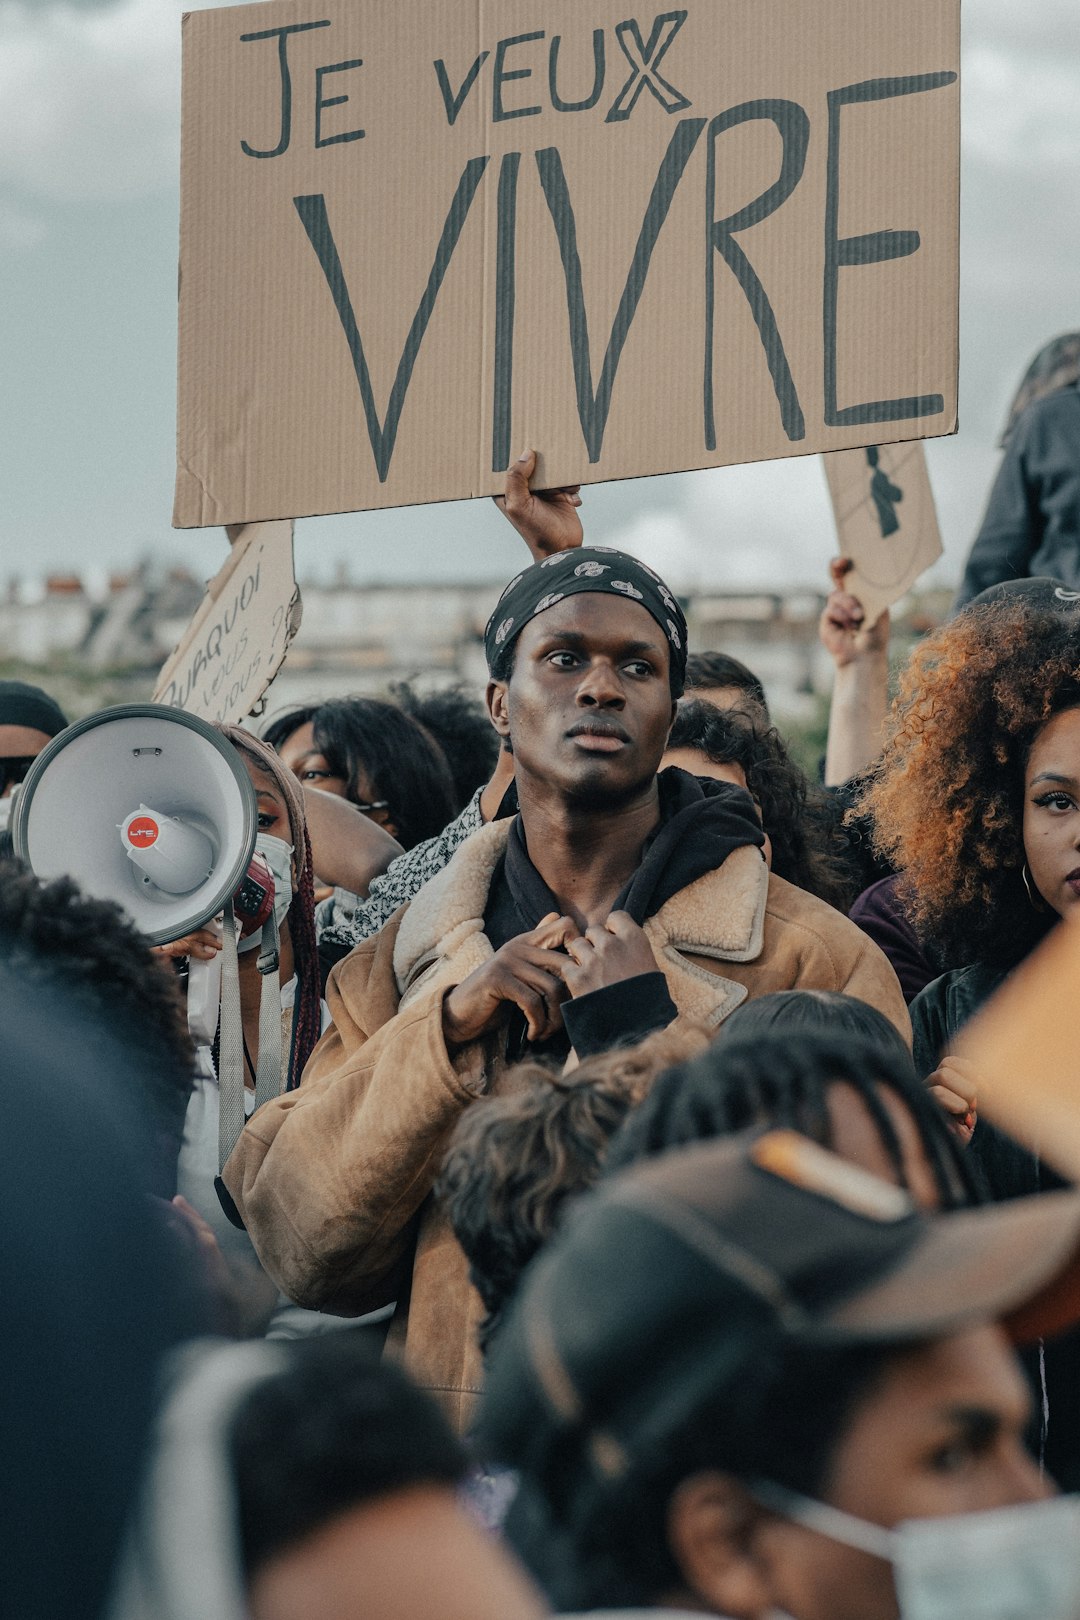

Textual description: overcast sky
[1,0,1077,591]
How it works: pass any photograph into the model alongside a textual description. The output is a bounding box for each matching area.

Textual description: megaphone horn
[11,704,258,947]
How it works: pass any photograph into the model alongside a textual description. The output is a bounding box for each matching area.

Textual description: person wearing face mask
[171,729,341,1339]
[478,1128,1080,1620]
[0,679,68,850]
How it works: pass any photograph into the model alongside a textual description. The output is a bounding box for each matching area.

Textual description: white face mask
[236,833,294,954]
[755,1483,1080,1620]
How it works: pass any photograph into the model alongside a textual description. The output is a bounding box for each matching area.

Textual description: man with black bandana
[224,549,906,1429]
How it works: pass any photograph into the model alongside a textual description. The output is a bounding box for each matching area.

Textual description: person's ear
[666,1473,774,1620]
[487,679,511,741]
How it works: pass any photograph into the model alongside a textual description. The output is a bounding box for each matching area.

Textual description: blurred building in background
[0,563,951,757]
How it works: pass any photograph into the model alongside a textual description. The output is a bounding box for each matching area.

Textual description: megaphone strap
[218,898,246,1174]
[254,907,284,1112]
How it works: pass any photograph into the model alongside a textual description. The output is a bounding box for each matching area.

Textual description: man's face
[752,1325,1048,1620]
[488,594,676,810]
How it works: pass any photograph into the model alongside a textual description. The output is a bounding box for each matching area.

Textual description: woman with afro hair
[860,594,1080,1103]
[858,593,1080,1484]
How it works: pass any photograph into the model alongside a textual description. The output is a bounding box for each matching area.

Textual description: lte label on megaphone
[126,815,160,848]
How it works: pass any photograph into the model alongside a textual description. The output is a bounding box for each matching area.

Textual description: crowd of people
[6,341,1080,1619]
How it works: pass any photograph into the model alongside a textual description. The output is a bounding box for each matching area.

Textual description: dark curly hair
[262,697,457,851]
[858,601,1080,968]
[389,680,499,812]
[230,1337,465,1580]
[667,700,853,909]
[684,649,768,716]
[436,1025,709,1354]
[603,1026,981,1211]
[0,860,195,1195]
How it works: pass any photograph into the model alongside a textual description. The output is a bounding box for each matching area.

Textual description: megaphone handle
[187,949,223,1048]
[218,898,246,1174]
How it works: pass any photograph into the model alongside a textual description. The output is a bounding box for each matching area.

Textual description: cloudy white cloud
[1,0,1076,588]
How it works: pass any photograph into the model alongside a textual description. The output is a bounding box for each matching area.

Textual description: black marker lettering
[240,19,331,159]
[548,30,606,113]
[493,31,544,122]
[537,116,706,462]
[492,152,520,472]
[433,52,489,126]
[606,12,690,124]
[705,100,809,447]
[824,72,957,427]
[315,58,365,149]
[295,156,489,482]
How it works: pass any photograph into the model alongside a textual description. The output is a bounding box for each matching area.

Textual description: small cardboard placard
[175,0,960,529]
[823,441,943,626]
[954,918,1080,1183]
[154,520,301,723]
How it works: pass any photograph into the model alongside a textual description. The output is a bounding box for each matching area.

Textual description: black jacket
[954,384,1080,611]
[912,961,1079,1487]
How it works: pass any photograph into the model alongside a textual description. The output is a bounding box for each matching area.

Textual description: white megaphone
[11,704,258,1050]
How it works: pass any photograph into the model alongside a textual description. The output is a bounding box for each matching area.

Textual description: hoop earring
[1022,862,1049,912]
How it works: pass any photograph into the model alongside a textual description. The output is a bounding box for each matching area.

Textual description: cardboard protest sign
[154,520,301,723]
[954,917,1080,1183]
[823,441,943,626]
[175,0,960,529]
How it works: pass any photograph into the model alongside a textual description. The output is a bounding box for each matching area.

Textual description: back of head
[438,1025,710,1354]
[603,1026,978,1212]
[0,971,201,1620]
[722,988,911,1064]
[390,680,499,812]
[0,859,195,1195]
[229,1335,466,1581]
[684,650,768,716]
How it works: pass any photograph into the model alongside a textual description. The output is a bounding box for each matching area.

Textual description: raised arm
[301,783,401,897]
[493,448,583,560]
[821,558,891,787]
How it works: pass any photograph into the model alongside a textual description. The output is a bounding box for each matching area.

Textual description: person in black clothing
[954,333,1080,610]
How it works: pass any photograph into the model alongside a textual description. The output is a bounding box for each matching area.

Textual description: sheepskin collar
[393,818,769,1028]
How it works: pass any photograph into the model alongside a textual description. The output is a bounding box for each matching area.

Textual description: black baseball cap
[965,577,1080,614]
[478,1130,1080,1487]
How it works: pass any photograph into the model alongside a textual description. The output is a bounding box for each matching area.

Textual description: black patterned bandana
[484,548,688,696]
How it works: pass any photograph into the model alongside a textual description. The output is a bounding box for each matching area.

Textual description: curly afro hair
[859,601,1080,968]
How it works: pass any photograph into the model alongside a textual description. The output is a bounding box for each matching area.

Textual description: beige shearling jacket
[223,820,908,1431]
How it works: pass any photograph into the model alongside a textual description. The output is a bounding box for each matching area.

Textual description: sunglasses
[0,756,37,795]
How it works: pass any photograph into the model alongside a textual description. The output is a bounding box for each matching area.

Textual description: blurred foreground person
[441,1016,972,1371]
[0,971,202,1620]
[224,549,905,1429]
[109,1336,547,1620]
[479,1130,1080,1620]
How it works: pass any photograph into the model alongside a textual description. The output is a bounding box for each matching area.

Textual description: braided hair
[604,1026,983,1211]
[218,726,322,1089]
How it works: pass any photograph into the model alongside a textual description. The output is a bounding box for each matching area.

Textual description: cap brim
[823,1187,1080,1346]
